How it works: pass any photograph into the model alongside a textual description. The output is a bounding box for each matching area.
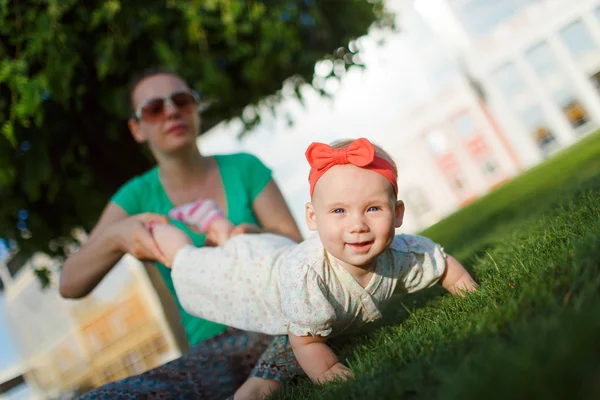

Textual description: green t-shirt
[111,153,272,346]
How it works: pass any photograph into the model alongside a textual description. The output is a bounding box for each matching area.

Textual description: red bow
[305,138,398,197]
[306,138,375,171]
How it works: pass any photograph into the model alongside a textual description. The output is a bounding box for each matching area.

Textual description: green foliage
[0,0,394,258]
[273,131,600,399]
[33,266,52,289]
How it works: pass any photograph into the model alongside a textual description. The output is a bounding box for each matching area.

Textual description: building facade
[447,0,600,164]
[361,2,525,233]
[384,0,600,232]
[0,251,181,399]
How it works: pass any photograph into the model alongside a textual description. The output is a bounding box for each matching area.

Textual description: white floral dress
[171,232,447,337]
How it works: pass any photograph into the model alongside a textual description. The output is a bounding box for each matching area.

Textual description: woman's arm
[59,202,169,298]
[250,180,303,242]
[288,332,354,384]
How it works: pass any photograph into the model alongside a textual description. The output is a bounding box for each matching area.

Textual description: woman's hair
[308,138,398,179]
[127,67,183,112]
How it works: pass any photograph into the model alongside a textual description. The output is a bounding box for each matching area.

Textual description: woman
[60,68,304,399]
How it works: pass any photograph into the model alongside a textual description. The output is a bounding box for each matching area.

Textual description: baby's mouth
[346,241,374,253]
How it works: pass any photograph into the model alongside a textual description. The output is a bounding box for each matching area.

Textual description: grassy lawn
[276,131,600,400]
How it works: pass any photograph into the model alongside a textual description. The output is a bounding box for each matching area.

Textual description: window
[563,99,589,128]
[525,41,562,78]
[551,88,590,128]
[123,351,146,375]
[492,62,527,98]
[480,157,498,176]
[110,310,127,336]
[520,104,545,128]
[454,114,477,140]
[519,105,558,154]
[525,42,591,128]
[560,19,598,60]
[87,331,103,352]
[535,127,556,151]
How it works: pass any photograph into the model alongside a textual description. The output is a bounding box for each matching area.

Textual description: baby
[151,138,478,384]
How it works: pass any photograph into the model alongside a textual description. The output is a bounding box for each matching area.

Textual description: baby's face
[306,164,404,271]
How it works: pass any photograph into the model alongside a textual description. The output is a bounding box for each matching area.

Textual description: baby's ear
[394,200,405,228]
[305,202,318,231]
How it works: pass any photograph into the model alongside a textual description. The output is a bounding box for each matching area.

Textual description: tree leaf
[2,121,16,147]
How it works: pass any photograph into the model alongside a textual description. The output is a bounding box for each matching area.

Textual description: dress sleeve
[238,153,273,202]
[394,235,448,294]
[279,261,336,337]
[110,176,143,215]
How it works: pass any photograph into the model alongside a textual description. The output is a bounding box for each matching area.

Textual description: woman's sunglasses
[133,90,204,122]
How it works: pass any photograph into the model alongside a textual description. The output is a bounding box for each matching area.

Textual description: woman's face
[128,73,201,155]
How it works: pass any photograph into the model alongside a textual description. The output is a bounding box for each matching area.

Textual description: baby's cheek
[320,230,342,251]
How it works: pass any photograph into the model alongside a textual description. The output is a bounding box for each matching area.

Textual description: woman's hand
[109,213,170,265]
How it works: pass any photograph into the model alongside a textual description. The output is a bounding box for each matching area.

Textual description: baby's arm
[440,255,478,296]
[288,332,353,384]
[149,223,193,267]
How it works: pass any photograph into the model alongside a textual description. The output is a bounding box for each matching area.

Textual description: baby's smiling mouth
[346,240,374,253]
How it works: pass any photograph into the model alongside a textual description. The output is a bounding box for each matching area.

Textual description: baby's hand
[149,222,193,268]
[441,255,478,297]
[229,223,262,237]
[206,223,261,247]
[206,218,235,247]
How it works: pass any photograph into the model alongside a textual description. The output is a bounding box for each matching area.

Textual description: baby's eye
[332,208,345,214]
[367,206,381,212]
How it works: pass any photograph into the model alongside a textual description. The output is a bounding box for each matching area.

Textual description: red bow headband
[305,138,398,198]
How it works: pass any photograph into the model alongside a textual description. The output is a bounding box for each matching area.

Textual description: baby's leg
[149,223,193,267]
[169,199,227,231]
[233,335,302,400]
[170,199,235,246]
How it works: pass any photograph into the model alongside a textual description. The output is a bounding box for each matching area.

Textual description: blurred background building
[389,0,600,231]
[3,0,600,398]
[0,250,180,399]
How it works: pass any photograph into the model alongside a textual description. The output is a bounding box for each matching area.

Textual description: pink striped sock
[169,199,226,233]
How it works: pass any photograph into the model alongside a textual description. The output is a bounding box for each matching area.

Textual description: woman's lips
[167,124,187,134]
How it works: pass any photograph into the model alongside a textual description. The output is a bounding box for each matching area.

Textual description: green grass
[275,131,600,400]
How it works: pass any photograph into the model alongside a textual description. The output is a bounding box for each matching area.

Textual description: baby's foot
[169,199,225,233]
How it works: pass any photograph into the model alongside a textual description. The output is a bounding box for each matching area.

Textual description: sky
[0,294,19,370]
[0,240,19,372]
